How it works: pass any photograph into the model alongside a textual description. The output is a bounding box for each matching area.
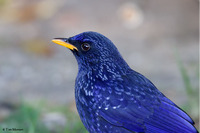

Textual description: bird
[52,31,198,133]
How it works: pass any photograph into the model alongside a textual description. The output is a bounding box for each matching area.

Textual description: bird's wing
[98,71,198,133]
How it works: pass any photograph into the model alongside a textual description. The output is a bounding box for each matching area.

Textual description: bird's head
[52,31,128,72]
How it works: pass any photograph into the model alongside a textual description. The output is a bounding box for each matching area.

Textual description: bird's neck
[78,56,130,82]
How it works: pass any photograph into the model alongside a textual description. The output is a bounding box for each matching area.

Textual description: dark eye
[81,43,91,51]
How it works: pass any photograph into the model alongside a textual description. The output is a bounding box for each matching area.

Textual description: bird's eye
[81,43,91,51]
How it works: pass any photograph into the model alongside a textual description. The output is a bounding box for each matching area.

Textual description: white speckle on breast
[119,98,124,101]
[97,123,100,127]
[106,97,110,100]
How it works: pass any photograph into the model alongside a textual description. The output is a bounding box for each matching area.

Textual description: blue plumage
[53,31,198,133]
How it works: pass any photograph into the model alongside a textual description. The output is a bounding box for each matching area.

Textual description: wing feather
[98,70,198,133]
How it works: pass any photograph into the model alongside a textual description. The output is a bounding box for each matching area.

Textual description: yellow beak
[52,39,78,51]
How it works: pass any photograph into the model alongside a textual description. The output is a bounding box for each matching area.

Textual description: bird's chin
[72,49,80,57]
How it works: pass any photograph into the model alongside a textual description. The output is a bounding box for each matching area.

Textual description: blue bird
[52,31,198,133]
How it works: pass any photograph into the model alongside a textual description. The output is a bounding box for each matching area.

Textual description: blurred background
[0,0,199,132]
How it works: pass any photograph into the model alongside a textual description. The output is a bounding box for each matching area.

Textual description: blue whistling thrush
[52,31,198,133]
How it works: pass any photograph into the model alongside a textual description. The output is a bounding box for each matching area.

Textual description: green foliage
[0,103,87,133]
[0,103,48,133]
[175,49,199,121]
